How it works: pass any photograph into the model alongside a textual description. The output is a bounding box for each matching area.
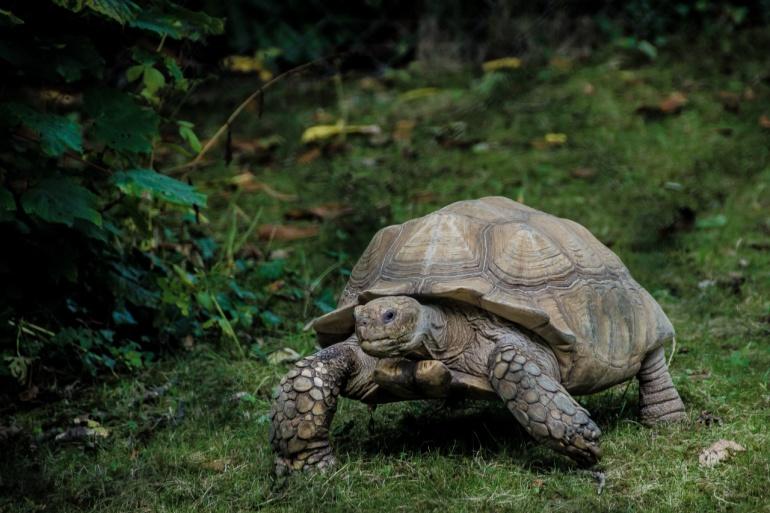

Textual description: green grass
[3,33,770,512]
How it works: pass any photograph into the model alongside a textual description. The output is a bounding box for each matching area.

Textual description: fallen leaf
[637,92,687,119]
[257,224,319,241]
[393,119,416,142]
[759,115,770,129]
[531,133,567,149]
[571,167,596,179]
[267,347,301,365]
[230,173,297,201]
[482,57,522,72]
[230,135,283,155]
[544,133,568,145]
[222,54,273,81]
[582,83,595,95]
[297,147,322,165]
[659,92,688,114]
[411,190,436,204]
[698,439,745,467]
[743,87,756,101]
[301,122,381,143]
[398,87,440,102]
[285,203,352,221]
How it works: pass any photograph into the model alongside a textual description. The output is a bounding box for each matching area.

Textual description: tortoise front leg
[270,336,383,474]
[488,335,602,466]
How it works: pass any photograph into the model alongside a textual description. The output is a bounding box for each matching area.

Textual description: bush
[0,1,275,392]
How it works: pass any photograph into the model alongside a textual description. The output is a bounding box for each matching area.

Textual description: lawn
[2,33,770,512]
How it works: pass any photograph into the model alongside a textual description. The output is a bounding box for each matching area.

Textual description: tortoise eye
[382,310,396,323]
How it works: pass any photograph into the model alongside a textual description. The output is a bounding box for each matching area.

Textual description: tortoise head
[354,296,434,359]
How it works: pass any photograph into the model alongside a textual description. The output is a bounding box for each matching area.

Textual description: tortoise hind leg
[637,346,686,424]
[488,336,602,466]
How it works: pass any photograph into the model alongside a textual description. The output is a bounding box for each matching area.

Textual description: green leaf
[164,57,188,91]
[52,0,139,24]
[21,178,102,227]
[142,66,166,95]
[126,65,144,82]
[128,4,224,41]
[178,121,201,152]
[112,168,206,207]
[2,103,83,156]
[84,89,159,154]
[636,40,658,60]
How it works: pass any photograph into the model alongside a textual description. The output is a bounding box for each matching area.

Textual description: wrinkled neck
[419,304,476,360]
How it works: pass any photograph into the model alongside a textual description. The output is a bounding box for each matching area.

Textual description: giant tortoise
[270,196,685,473]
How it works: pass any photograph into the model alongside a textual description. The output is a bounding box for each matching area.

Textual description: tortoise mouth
[358,333,413,357]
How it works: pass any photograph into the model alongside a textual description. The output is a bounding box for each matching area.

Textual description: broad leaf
[52,0,139,24]
[1,103,83,156]
[112,168,206,207]
[129,4,224,40]
[21,178,102,227]
[84,89,158,154]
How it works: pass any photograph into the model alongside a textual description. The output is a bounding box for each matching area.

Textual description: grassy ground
[3,34,770,512]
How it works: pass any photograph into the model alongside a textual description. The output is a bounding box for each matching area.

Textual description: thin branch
[164,56,336,176]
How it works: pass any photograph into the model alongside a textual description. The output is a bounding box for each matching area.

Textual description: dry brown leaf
[582,83,595,95]
[230,173,297,201]
[285,203,352,221]
[571,167,596,179]
[257,224,319,241]
[698,439,745,467]
[393,119,416,142]
[230,136,282,155]
[411,190,436,204]
[297,147,322,165]
[759,115,770,129]
[659,92,688,114]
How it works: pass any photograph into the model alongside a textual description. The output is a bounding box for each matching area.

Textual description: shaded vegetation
[2,1,770,512]
[2,18,770,510]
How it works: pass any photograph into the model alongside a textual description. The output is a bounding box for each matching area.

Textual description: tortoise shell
[311,197,674,392]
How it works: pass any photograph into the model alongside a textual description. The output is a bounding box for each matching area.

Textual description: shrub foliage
[0,1,266,389]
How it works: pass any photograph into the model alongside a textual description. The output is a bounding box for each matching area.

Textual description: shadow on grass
[334,389,647,471]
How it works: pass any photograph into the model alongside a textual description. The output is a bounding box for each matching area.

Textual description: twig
[165,56,336,177]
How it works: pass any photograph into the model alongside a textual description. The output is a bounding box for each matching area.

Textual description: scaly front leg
[270,336,381,474]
